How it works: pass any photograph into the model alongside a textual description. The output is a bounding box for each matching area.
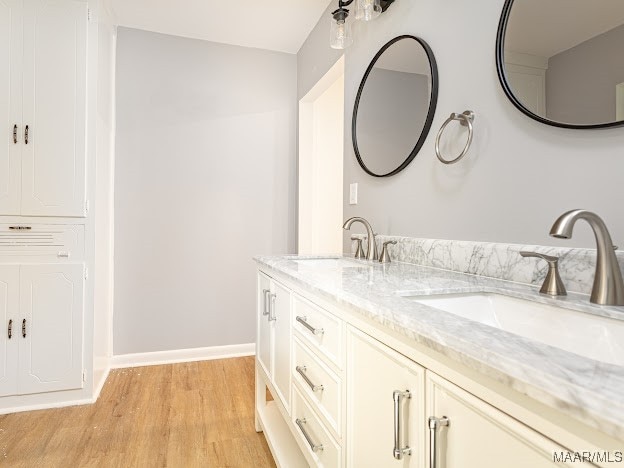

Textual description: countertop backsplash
[350,234,624,296]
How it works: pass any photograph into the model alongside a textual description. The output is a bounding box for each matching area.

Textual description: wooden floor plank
[0,356,275,468]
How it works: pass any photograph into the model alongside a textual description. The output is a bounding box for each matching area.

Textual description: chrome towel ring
[435,110,475,165]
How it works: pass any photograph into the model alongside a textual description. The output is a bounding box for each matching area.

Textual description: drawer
[293,294,343,368]
[292,386,342,468]
[293,337,342,438]
[0,224,84,262]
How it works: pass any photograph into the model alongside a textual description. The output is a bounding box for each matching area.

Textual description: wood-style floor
[0,357,276,468]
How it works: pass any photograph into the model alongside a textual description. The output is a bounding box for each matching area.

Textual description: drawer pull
[295,418,324,453]
[393,390,412,460]
[428,416,450,468]
[9,226,32,230]
[296,316,324,335]
[296,365,324,392]
[268,293,277,321]
[262,289,270,316]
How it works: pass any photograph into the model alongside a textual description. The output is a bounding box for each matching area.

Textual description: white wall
[299,0,624,252]
[114,28,297,355]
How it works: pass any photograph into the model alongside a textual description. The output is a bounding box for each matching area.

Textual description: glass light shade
[330,18,353,49]
[355,0,382,21]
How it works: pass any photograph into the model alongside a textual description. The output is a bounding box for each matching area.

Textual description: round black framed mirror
[496,0,624,129]
[352,35,438,177]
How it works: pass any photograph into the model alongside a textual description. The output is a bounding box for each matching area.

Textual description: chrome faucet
[343,217,378,261]
[549,210,624,306]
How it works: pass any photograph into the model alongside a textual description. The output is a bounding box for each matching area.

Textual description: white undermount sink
[402,292,624,366]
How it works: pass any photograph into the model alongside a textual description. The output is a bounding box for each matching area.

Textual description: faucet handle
[351,236,365,259]
[520,251,567,296]
[379,240,397,264]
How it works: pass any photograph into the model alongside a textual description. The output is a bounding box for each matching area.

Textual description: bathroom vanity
[254,254,624,468]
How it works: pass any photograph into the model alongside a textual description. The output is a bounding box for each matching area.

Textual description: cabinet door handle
[24,125,29,144]
[7,319,12,339]
[22,319,26,338]
[262,289,270,316]
[296,366,324,392]
[428,416,450,468]
[13,125,17,144]
[393,390,412,460]
[295,418,324,453]
[268,293,277,321]
[296,316,324,335]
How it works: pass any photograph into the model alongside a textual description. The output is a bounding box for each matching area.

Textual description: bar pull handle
[7,319,12,339]
[13,125,17,144]
[428,416,450,468]
[296,316,324,336]
[22,319,26,338]
[295,418,324,453]
[24,125,29,144]
[9,226,32,230]
[262,289,270,316]
[296,366,324,392]
[393,390,412,460]
[268,293,277,321]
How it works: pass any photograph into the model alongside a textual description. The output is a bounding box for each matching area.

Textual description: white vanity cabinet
[346,326,425,468]
[255,266,616,468]
[257,272,292,411]
[425,372,587,468]
[0,0,87,217]
[0,263,84,398]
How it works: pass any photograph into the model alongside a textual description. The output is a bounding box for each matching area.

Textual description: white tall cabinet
[0,0,114,413]
[0,0,87,217]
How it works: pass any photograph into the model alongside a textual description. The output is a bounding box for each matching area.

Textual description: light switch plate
[349,183,358,205]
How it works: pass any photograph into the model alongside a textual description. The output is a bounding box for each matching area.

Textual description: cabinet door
[0,265,19,397]
[271,279,291,411]
[257,273,272,378]
[346,326,425,468]
[0,0,22,215]
[426,372,588,468]
[18,264,84,395]
[21,0,87,217]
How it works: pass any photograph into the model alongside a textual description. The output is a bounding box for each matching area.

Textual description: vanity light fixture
[330,0,396,49]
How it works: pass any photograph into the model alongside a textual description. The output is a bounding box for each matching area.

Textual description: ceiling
[505,0,624,58]
[107,0,334,54]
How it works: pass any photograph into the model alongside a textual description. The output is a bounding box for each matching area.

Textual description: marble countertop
[254,254,624,441]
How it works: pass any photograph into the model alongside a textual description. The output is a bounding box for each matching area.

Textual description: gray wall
[114,28,296,354]
[547,24,624,125]
[298,0,624,252]
[356,69,429,175]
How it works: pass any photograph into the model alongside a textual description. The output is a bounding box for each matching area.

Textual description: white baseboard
[110,343,255,369]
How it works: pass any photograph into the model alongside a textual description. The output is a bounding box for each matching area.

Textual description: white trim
[110,343,256,368]
[0,398,95,416]
[93,366,111,399]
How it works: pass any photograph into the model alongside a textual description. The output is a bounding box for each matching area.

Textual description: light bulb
[330,17,353,49]
[355,0,381,21]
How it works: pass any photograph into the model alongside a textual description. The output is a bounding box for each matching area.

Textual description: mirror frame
[496,0,624,130]
[352,35,439,177]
